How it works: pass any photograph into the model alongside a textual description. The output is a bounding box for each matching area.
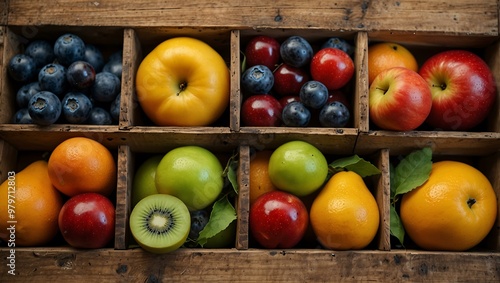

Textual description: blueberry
[84,44,105,72]
[299,80,328,109]
[25,40,55,70]
[38,63,68,96]
[110,93,121,122]
[280,36,313,68]
[321,37,355,56]
[11,108,33,124]
[108,50,123,63]
[66,61,96,90]
[282,101,311,127]
[241,65,274,95]
[28,91,62,126]
[189,210,209,241]
[86,107,113,125]
[319,101,350,127]
[8,54,37,83]
[16,82,41,108]
[62,92,93,124]
[102,50,122,80]
[91,72,121,103]
[54,33,86,66]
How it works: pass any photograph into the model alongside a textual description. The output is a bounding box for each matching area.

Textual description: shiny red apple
[244,35,281,71]
[369,67,432,131]
[241,94,283,126]
[418,50,497,131]
[273,63,310,97]
[250,191,309,249]
[58,193,115,249]
[310,47,354,90]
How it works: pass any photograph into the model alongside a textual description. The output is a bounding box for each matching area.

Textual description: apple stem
[376,87,388,94]
[432,83,447,91]
[467,198,476,208]
[177,82,187,96]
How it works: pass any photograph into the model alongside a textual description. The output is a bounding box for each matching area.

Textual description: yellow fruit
[400,161,497,251]
[0,160,64,246]
[368,42,418,85]
[249,150,278,205]
[310,171,380,250]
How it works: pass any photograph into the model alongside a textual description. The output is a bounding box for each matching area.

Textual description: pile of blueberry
[240,35,354,128]
[7,33,123,125]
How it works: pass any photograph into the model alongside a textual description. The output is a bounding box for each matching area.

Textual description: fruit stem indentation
[177,82,187,96]
[467,198,476,208]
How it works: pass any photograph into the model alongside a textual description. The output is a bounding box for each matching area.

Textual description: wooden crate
[0,0,499,281]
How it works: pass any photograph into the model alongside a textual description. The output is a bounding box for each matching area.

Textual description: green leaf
[222,151,239,195]
[393,147,432,197]
[240,51,246,73]
[329,155,381,177]
[390,205,405,247]
[197,196,237,247]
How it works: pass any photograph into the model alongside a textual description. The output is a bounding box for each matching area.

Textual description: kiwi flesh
[130,194,191,254]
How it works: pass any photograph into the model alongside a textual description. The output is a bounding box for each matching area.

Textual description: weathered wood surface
[1,248,499,282]
[355,131,500,156]
[5,1,499,36]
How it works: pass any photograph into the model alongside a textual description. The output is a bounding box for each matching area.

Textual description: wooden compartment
[0,26,125,149]
[387,149,500,252]
[118,142,245,250]
[0,0,499,281]
[120,27,233,129]
[0,136,120,250]
[355,32,500,156]
[244,145,391,251]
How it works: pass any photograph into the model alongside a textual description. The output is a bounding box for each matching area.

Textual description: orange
[368,42,418,85]
[249,150,278,205]
[48,137,117,197]
[400,161,497,251]
[310,171,380,250]
[0,160,64,246]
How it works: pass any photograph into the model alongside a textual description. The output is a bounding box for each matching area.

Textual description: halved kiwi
[130,194,191,254]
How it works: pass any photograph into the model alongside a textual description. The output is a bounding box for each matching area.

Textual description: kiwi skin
[130,194,191,254]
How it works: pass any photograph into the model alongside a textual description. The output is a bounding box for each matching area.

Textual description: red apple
[250,191,309,249]
[273,63,310,97]
[369,67,432,131]
[58,193,115,249]
[241,94,283,126]
[418,50,497,131]
[278,95,301,109]
[310,47,354,90]
[244,35,281,71]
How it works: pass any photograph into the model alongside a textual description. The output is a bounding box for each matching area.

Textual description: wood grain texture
[5,1,499,36]
[114,145,133,249]
[0,139,17,183]
[0,0,7,25]
[1,248,498,281]
[236,145,250,249]
[230,30,241,132]
[373,148,391,251]
[355,131,500,156]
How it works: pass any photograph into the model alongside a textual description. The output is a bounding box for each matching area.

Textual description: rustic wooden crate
[0,0,499,281]
[4,1,499,36]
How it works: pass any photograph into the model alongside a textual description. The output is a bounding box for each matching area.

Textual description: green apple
[268,140,328,197]
[155,146,224,211]
[131,155,163,207]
